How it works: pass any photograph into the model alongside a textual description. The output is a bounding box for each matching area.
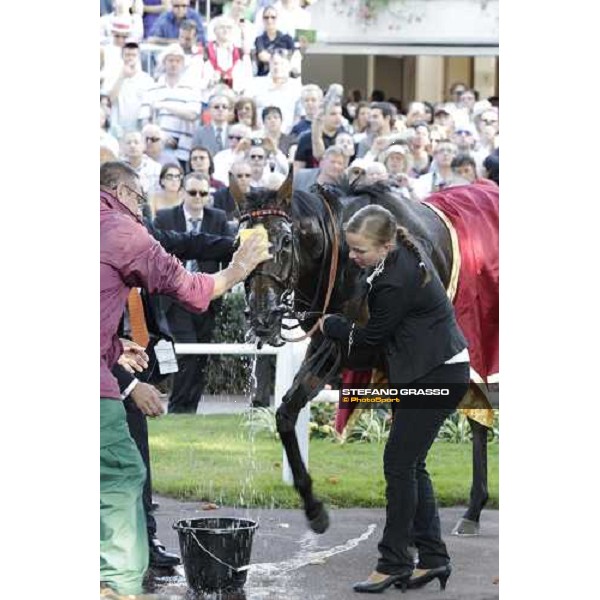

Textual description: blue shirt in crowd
[150,9,206,44]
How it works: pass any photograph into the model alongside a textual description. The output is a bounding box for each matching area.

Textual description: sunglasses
[186,190,210,197]
[145,136,161,143]
[263,15,277,19]
[454,130,472,136]
[172,4,189,7]
[249,154,265,160]
[229,135,243,140]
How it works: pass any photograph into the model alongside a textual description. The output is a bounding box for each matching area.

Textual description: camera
[251,138,263,146]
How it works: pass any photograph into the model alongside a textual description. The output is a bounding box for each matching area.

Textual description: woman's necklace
[366,255,386,289]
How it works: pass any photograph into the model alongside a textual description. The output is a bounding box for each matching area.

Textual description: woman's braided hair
[345,205,431,287]
[396,225,431,287]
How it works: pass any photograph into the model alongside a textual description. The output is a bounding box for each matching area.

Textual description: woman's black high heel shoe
[395,564,452,591]
[353,570,412,593]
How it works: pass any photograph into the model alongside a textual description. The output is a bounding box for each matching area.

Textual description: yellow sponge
[240,224,269,244]
[239,224,271,260]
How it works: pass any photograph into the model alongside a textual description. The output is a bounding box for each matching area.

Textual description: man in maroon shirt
[100,161,268,597]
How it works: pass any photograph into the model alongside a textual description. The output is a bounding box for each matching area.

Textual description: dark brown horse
[234,173,497,535]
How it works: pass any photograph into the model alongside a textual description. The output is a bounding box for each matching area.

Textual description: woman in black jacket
[320,205,470,594]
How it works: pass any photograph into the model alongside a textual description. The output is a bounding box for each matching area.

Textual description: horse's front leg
[452,417,489,536]
[276,371,330,534]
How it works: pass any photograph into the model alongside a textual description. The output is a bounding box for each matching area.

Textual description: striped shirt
[140,81,201,163]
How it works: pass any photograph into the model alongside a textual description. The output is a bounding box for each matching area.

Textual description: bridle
[240,199,341,343]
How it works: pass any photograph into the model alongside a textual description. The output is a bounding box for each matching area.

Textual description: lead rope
[282,198,340,342]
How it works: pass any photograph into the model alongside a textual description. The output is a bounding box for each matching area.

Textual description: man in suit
[190,93,232,156]
[154,172,233,413]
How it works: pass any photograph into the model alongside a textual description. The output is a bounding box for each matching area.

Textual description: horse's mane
[333,179,407,219]
[243,187,328,221]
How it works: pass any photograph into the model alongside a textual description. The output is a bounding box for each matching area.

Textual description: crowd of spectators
[100,0,499,410]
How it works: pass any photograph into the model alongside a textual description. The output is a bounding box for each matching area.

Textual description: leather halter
[241,202,340,342]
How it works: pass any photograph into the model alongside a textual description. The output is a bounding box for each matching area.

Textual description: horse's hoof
[451,518,480,536]
[307,504,330,534]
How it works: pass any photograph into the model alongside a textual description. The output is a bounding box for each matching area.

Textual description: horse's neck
[381,197,453,289]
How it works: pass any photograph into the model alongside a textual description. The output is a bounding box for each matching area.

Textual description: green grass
[148,414,498,509]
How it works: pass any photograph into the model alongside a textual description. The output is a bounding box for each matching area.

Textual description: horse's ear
[229,172,246,211]
[275,168,294,209]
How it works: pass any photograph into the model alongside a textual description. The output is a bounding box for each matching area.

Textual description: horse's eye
[282,236,292,247]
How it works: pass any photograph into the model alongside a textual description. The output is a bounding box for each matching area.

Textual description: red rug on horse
[335,180,499,434]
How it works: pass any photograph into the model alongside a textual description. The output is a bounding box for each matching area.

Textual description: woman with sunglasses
[149,162,184,216]
[254,7,295,77]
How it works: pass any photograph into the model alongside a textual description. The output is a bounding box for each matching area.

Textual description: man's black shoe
[149,537,180,568]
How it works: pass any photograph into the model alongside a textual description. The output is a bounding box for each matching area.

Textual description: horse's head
[233,172,296,346]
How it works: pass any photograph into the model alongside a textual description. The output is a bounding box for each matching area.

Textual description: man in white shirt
[100,18,135,89]
[212,123,252,184]
[121,131,162,195]
[140,44,201,168]
[252,52,302,134]
[245,140,289,187]
[178,19,216,100]
[141,123,179,167]
[104,42,154,134]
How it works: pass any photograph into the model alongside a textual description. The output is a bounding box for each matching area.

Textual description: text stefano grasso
[341,388,451,396]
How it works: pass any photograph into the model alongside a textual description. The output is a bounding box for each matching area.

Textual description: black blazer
[153,204,231,274]
[114,288,175,391]
[212,187,239,221]
[324,243,467,383]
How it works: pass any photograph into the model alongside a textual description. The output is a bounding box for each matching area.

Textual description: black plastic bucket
[173,517,258,593]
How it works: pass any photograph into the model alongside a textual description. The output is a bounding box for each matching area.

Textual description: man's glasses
[186,190,210,197]
[249,154,265,160]
[164,173,182,180]
[454,130,472,136]
[122,184,147,207]
[235,174,252,179]
[172,4,189,8]
[229,135,243,140]
[145,136,161,143]
[263,15,276,19]
[211,104,229,110]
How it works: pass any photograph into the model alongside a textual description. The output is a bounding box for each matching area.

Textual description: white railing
[175,332,330,484]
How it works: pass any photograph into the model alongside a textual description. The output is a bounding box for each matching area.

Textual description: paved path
[145,496,499,600]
